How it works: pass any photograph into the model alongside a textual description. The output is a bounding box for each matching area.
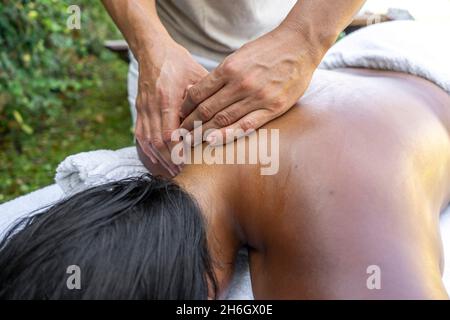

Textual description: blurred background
[1,0,450,203]
[0,1,131,202]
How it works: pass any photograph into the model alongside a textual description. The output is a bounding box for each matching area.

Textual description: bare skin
[138,68,450,299]
[103,0,366,175]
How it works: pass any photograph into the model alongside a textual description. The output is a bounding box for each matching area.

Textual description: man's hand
[180,0,366,145]
[103,0,365,169]
[180,23,321,145]
[135,40,208,176]
[102,0,210,176]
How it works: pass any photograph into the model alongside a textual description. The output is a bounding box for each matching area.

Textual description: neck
[174,162,244,296]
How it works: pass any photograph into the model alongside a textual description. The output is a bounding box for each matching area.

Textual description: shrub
[0,0,120,138]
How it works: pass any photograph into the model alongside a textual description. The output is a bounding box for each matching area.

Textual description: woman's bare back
[239,69,450,299]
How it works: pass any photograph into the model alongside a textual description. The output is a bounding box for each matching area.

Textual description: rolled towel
[55,147,148,195]
[320,21,450,95]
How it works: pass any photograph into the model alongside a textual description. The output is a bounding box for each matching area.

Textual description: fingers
[137,137,158,164]
[136,97,180,176]
[160,101,182,175]
[180,83,244,132]
[180,68,225,118]
[149,107,180,176]
[149,143,178,177]
[188,98,254,146]
[135,115,157,163]
[179,85,197,120]
[161,97,181,144]
[138,138,178,177]
[205,109,274,146]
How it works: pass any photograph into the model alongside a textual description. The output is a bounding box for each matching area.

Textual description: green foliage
[0,58,133,203]
[0,1,132,202]
[0,0,121,137]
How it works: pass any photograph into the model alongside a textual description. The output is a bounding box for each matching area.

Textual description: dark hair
[0,175,217,299]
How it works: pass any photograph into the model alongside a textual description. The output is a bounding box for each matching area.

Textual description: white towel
[55,147,148,195]
[320,21,450,95]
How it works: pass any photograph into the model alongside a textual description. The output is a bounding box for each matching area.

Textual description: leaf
[12,110,24,124]
[12,110,34,134]
[21,123,34,135]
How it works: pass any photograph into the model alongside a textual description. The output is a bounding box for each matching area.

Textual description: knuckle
[239,77,254,92]
[241,117,257,132]
[160,105,172,114]
[197,104,212,121]
[162,129,173,142]
[136,98,153,114]
[214,110,234,127]
[221,59,238,76]
[134,131,143,141]
[156,88,169,105]
[151,138,165,149]
[255,89,270,101]
[189,86,202,103]
[135,129,148,142]
[135,98,145,111]
[270,98,285,112]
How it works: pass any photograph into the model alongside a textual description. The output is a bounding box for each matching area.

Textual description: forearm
[101,0,174,62]
[281,0,366,64]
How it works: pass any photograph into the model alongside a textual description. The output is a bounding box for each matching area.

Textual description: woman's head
[0,175,217,299]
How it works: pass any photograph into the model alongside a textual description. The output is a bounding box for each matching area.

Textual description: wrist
[278,19,338,67]
[133,32,176,65]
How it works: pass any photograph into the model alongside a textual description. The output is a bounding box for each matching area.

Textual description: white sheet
[320,21,450,95]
